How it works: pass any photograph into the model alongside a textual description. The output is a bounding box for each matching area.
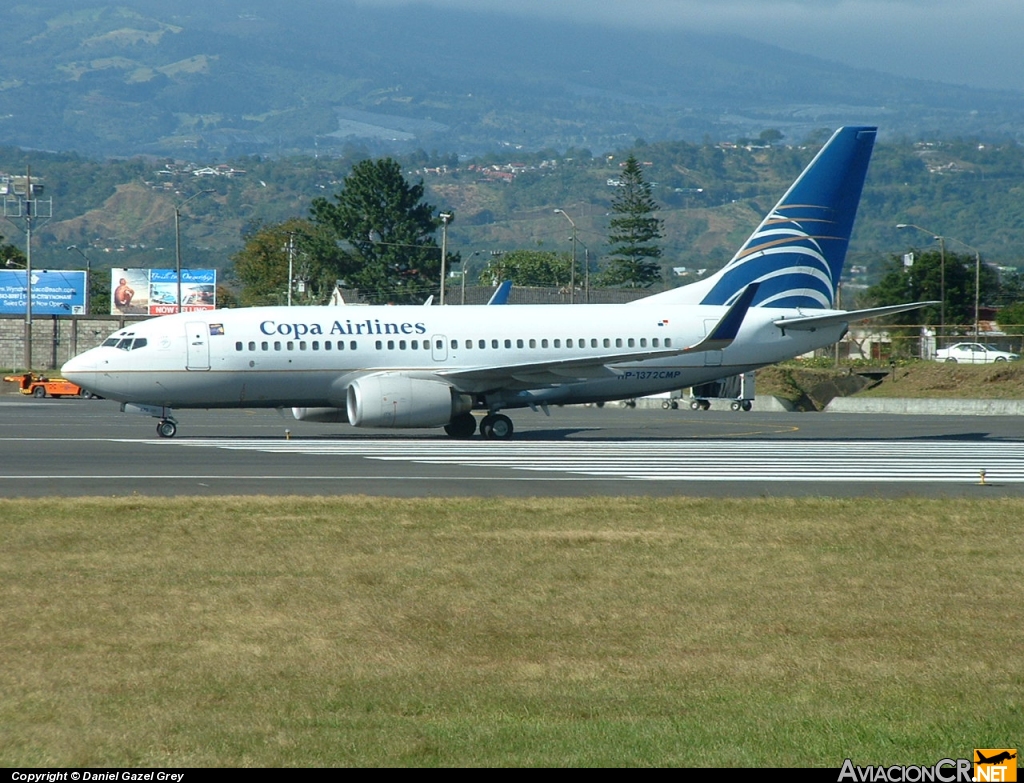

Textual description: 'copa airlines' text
[260,319,427,338]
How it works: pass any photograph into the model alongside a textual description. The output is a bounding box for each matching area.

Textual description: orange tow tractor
[3,372,93,398]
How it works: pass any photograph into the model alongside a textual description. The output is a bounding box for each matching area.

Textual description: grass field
[2,496,1021,767]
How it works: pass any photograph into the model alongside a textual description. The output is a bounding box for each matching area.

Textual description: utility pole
[554,209,577,304]
[174,190,213,313]
[439,212,452,305]
[3,166,52,370]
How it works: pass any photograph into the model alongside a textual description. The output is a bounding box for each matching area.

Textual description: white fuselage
[63,302,844,411]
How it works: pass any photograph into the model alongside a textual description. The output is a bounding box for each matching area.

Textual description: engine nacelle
[346,374,472,428]
[291,407,349,423]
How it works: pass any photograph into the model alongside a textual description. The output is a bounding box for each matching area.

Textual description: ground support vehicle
[3,372,87,398]
[688,372,755,411]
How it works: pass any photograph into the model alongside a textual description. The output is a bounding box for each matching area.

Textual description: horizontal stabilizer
[773,301,940,331]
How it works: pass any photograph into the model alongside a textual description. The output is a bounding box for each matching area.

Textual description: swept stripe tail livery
[63,126,933,440]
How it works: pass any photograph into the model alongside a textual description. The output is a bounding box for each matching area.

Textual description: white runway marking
[148,439,1024,483]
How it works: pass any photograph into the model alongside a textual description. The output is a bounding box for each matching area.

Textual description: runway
[2,396,1023,497]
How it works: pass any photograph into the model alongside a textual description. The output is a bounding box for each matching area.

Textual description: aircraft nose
[62,351,96,381]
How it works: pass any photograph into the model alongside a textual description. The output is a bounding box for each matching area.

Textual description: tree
[600,155,663,288]
[866,249,999,329]
[232,218,338,306]
[309,158,450,304]
[481,249,574,287]
[0,233,25,268]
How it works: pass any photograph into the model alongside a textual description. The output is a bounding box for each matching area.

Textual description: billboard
[0,269,88,315]
[111,268,216,315]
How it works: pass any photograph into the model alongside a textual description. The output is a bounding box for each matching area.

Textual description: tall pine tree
[600,156,663,287]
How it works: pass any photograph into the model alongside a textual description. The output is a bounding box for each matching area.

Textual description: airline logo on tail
[700,126,877,310]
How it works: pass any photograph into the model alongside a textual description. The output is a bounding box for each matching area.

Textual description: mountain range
[4,1,1024,160]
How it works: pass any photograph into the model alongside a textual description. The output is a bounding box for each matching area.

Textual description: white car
[935,342,1020,363]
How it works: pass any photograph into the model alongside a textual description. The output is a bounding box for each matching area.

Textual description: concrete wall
[0,314,142,371]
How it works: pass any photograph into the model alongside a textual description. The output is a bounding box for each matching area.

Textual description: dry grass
[2,496,1021,766]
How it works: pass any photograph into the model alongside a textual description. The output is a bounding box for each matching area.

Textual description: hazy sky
[356,0,1024,91]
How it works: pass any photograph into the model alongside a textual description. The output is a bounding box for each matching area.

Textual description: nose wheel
[157,420,177,438]
[480,413,514,440]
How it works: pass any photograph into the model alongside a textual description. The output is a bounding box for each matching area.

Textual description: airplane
[976,752,1016,765]
[62,126,932,440]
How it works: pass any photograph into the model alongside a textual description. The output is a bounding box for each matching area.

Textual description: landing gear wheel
[741,400,753,412]
[700,400,711,411]
[157,420,177,438]
[480,413,514,440]
[690,400,701,411]
[730,401,741,411]
[444,412,478,439]
[945,358,957,363]
[33,386,46,398]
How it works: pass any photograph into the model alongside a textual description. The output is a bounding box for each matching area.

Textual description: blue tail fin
[636,126,876,309]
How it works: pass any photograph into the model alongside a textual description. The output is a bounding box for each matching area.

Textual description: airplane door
[702,319,723,366]
[185,321,211,371]
[431,334,448,362]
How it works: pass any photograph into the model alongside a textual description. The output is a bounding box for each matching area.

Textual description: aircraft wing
[773,300,939,331]
[439,283,760,388]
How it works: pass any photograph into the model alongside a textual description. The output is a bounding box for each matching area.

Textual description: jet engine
[346,374,473,428]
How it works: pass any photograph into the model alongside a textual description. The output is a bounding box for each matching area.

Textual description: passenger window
[505,339,512,349]
[399,340,407,350]
[627,338,635,348]
[492,339,499,349]
[262,341,269,351]
[541,339,548,348]
[566,339,573,348]
[387,340,395,350]
[615,338,623,348]
[411,340,418,350]
[235,342,243,351]
[312,341,319,350]
[274,341,282,351]
[591,339,598,348]
[529,339,536,348]
[479,340,486,349]
[603,338,610,348]
[554,339,561,348]
[287,341,294,351]
[652,338,659,348]
[465,340,472,350]
[324,341,331,350]
[639,338,646,348]
[665,338,672,347]
[436,340,443,350]
[349,341,357,350]
[516,339,524,349]
[299,341,307,350]
[375,340,383,350]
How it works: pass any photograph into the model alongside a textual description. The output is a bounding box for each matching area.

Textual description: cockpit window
[102,338,119,347]
[113,337,148,351]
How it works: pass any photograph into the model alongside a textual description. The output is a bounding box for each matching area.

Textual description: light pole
[554,208,577,304]
[439,212,452,306]
[66,245,91,314]
[896,223,946,344]
[943,236,983,339]
[460,250,481,305]
[174,190,213,313]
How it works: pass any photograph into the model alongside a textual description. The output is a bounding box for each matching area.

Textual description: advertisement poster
[0,269,87,315]
[111,268,216,315]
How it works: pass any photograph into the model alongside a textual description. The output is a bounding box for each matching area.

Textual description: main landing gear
[443,412,515,440]
[157,419,177,438]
